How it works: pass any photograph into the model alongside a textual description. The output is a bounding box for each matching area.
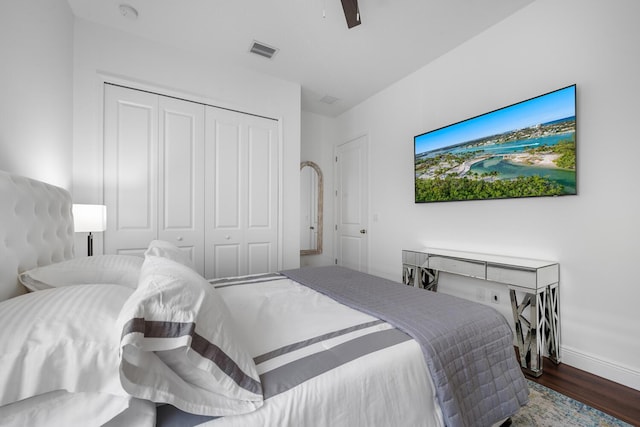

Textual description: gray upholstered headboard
[0,170,75,301]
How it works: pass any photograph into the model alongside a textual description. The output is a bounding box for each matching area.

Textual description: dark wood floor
[525,357,640,426]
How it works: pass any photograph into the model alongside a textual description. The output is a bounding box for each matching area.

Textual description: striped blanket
[281,266,529,427]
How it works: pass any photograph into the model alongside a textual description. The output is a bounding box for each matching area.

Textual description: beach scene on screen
[414,86,576,203]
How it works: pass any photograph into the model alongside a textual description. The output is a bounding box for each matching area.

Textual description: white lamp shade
[73,204,107,233]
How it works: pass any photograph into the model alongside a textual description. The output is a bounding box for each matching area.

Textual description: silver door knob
[360,229,367,234]
[176,236,183,241]
[225,235,231,240]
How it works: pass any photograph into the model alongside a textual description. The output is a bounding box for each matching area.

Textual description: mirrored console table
[402,247,560,377]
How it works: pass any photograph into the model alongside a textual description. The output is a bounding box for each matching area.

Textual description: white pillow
[0,390,154,427]
[18,255,143,291]
[0,284,133,407]
[117,255,263,416]
[144,240,195,269]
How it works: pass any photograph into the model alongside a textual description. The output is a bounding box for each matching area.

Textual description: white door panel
[340,236,365,271]
[336,135,368,272]
[205,107,279,279]
[341,147,362,224]
[247,125,274,229]
[245,115,278,276]
[205,109,243,279]
[214,244,241,278]
[248,242,272,275]
[104,85,158,255]
[157,96,205,274]
[104,85,205,274]
[213,120,241,229]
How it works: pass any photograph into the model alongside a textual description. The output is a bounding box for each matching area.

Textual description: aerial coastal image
[414,86,576,203]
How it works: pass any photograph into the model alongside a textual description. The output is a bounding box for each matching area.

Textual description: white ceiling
[66,0,534,117]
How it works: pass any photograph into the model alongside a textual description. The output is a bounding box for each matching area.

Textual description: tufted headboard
[0,170,75,301]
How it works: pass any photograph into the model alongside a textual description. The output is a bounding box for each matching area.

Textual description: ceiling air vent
[249,41,278,59]
[319,95,340,105]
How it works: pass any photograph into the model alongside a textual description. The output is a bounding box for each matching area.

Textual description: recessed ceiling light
[249,41,279,59]
[119,4,139,20]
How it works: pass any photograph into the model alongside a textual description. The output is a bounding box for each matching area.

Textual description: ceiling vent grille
[319,95,340,105]
[249,41,278,59]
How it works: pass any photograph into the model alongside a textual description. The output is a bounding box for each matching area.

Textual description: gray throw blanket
[281,266,528,427]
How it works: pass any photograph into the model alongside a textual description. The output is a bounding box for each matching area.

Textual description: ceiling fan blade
[340,0,361,28]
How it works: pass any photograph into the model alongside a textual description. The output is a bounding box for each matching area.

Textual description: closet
[103,84,280,278]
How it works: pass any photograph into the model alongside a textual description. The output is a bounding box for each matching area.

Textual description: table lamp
[72,204,107,256]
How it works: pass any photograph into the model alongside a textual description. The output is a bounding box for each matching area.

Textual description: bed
[0,170,528,427]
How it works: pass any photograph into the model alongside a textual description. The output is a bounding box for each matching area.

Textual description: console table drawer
[402,250,428,267]
[486,263,558,291]
[428,256,485,279]
[486,265,537,290]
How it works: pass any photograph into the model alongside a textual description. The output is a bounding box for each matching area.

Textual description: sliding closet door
[105,84,280,278]
[157,96,205,273]
[204,107,279,278]
[104,85,205,274]
[104,85,159,256]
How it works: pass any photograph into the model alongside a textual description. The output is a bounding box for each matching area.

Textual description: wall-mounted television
[414,85,576,203]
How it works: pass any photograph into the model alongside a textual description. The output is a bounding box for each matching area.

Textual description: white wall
[327,0,640,390]
[72,19,301,267]
[0,0,73,189]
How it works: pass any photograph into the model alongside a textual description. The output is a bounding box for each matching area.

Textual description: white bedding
[0,269,444,427]
[0,170,522,426]
[0,284,156,427]
[0,391,155,427]
[117,254,263,416]
[155,274,444,427]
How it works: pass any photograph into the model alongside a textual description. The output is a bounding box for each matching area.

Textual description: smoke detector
[119,4,139,20]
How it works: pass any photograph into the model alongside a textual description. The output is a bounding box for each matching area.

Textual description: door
[104,85,205,274]
[104,85,159,257]
[157,96,205,273]
[335,135,368,272]
[204,107,279,279]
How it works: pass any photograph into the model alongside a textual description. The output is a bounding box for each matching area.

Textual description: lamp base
[87,232,94,256]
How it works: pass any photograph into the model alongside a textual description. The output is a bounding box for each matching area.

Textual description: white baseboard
[560,345,640,391]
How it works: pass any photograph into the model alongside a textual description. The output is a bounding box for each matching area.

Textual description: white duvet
[0,274,445,427]
[156,274,445,427]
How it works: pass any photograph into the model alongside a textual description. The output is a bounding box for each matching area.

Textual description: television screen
[414,85,576,203]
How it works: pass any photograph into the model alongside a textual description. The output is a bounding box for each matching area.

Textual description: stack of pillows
[0,241,263,425]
